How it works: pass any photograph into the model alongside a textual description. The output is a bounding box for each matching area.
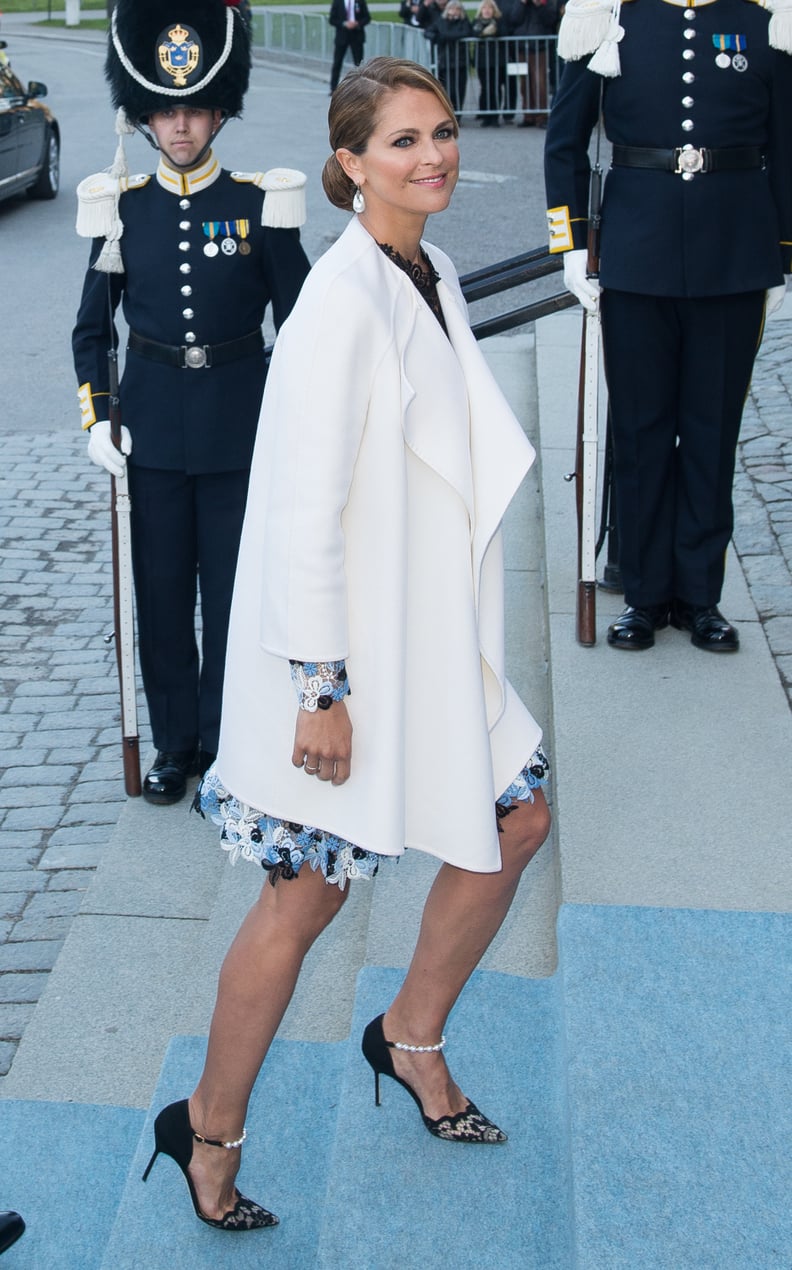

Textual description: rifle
[571,140,604,646]
[107,341,142,796]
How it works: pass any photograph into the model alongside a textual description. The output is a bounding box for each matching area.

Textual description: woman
[142,57,550,1232]
[504,0,559,126]
[428,0,473,116]
[472,0,506,125]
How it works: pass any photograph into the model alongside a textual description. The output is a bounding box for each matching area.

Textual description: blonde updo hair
[322,57,458,212]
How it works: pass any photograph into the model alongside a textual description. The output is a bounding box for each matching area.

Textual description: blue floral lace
[289,660,349,712]
[197,746,549,890]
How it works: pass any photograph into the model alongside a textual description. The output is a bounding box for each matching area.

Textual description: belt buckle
[675,146,705,176]
[183,346,209,369]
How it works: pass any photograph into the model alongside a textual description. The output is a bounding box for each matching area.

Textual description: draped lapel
[348,220,536,612]
[434,269,536,611]
[395,263,476,523]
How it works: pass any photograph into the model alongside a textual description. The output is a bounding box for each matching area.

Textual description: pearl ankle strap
[193,1127,247,1150]
[391,1035,446,1053]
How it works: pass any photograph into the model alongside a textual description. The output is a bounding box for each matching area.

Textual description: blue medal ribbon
[712,34,747,52]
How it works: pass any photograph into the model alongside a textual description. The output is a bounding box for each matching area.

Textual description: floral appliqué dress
[197,246,549,888]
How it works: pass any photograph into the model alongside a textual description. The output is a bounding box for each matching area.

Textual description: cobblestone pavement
[1,320,791,1081]
[0,436,150,1077]
[733,321,792,703]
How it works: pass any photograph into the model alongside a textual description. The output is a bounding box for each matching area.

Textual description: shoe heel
[373,1069,381,1108]
[141,1146,159,1183]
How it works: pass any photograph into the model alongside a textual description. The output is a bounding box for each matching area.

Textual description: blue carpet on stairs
[316,966,570,1270]
[101,1034,347,1269]
[558,904,792,1270]
[0,1100,144,1269]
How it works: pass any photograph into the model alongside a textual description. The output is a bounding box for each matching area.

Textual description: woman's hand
[292,700,353,786]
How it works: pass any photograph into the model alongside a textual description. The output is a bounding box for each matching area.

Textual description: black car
[0,43,60,203]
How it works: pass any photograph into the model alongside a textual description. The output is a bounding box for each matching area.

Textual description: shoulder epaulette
[231,167,307,229]
[121,173,151,191]
[76,171,121,240]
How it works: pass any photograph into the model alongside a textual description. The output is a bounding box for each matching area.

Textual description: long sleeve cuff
[289,660,349,712]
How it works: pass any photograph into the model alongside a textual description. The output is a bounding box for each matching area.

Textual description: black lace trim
[377,242,448,336]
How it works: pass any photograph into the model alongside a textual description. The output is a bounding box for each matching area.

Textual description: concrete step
[0,1100,144,1269]
[315,965,572,1270]
[99,1034,347,1269]
[6,906,788,1268]
[558,903,792,1270]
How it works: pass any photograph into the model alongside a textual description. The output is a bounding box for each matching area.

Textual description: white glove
[563,248,601,314]
[87,419,132,478]
[766,282,788,318]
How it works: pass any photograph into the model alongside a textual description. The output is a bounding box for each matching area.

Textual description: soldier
[73,0,310,803]
[545,0,792,652]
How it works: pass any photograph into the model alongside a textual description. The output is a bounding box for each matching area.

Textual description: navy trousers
[600,289,766,609]
[127,467,249,755]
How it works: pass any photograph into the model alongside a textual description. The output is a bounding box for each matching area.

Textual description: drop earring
[352,185,365,214]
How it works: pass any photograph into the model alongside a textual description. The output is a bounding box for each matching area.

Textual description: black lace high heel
[361,1014,507,1143]
[141,1099,279,1231]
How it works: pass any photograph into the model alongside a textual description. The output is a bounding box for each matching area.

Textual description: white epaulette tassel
[765,0,792,54]
[558,0,615,61]
[74,109,135,272]
[257,168,307,229]
[588,7,625,76]
[108,107,135,181]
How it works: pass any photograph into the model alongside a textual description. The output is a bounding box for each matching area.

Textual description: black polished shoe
[607,603,669,651]
[670,601,739,653]
[143,750,198,805]
[0,1211,25,1254]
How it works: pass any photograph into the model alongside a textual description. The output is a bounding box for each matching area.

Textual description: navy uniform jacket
[73,158,310,474]
[544,0,792,296]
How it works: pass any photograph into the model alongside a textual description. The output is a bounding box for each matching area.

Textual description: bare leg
[384,790,550,1120]
[186,865,348,1220]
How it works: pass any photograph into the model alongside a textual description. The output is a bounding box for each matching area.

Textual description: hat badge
[157,22,202,88]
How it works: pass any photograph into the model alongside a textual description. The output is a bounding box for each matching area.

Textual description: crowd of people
[399,0,561,123]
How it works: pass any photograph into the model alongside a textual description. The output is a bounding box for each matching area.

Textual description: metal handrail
[460,246,577,340]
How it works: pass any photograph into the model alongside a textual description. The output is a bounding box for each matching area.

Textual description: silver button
[683,48,695,60]
[184,331,196,344]
[684,6,695,17]
[182,308,195,319]
[683,27,696,39]
[179,198,191,210]
[179,220,191,231]
[682,96,694,107]
[179,241,190,252]
[682,171,695,182]
[180,285,192,297]
[681,118,694,131]
[683,71,695,83]
[180,263,191,274]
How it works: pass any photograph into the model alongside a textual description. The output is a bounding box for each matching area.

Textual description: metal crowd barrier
[250,12,432,70]
[429,34,559,122]
[249,17,558,121]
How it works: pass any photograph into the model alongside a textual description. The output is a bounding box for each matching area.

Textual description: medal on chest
[202,218,251,257]
[713,34,748,70]
[203,221,220,257]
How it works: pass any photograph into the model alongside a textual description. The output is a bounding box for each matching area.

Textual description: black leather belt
[612,145,765,176]
[128,328,264,370]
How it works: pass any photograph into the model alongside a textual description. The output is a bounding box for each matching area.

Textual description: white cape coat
[216,217,542,873]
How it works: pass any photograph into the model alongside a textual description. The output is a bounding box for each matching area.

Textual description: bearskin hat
[106,0,251,121]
